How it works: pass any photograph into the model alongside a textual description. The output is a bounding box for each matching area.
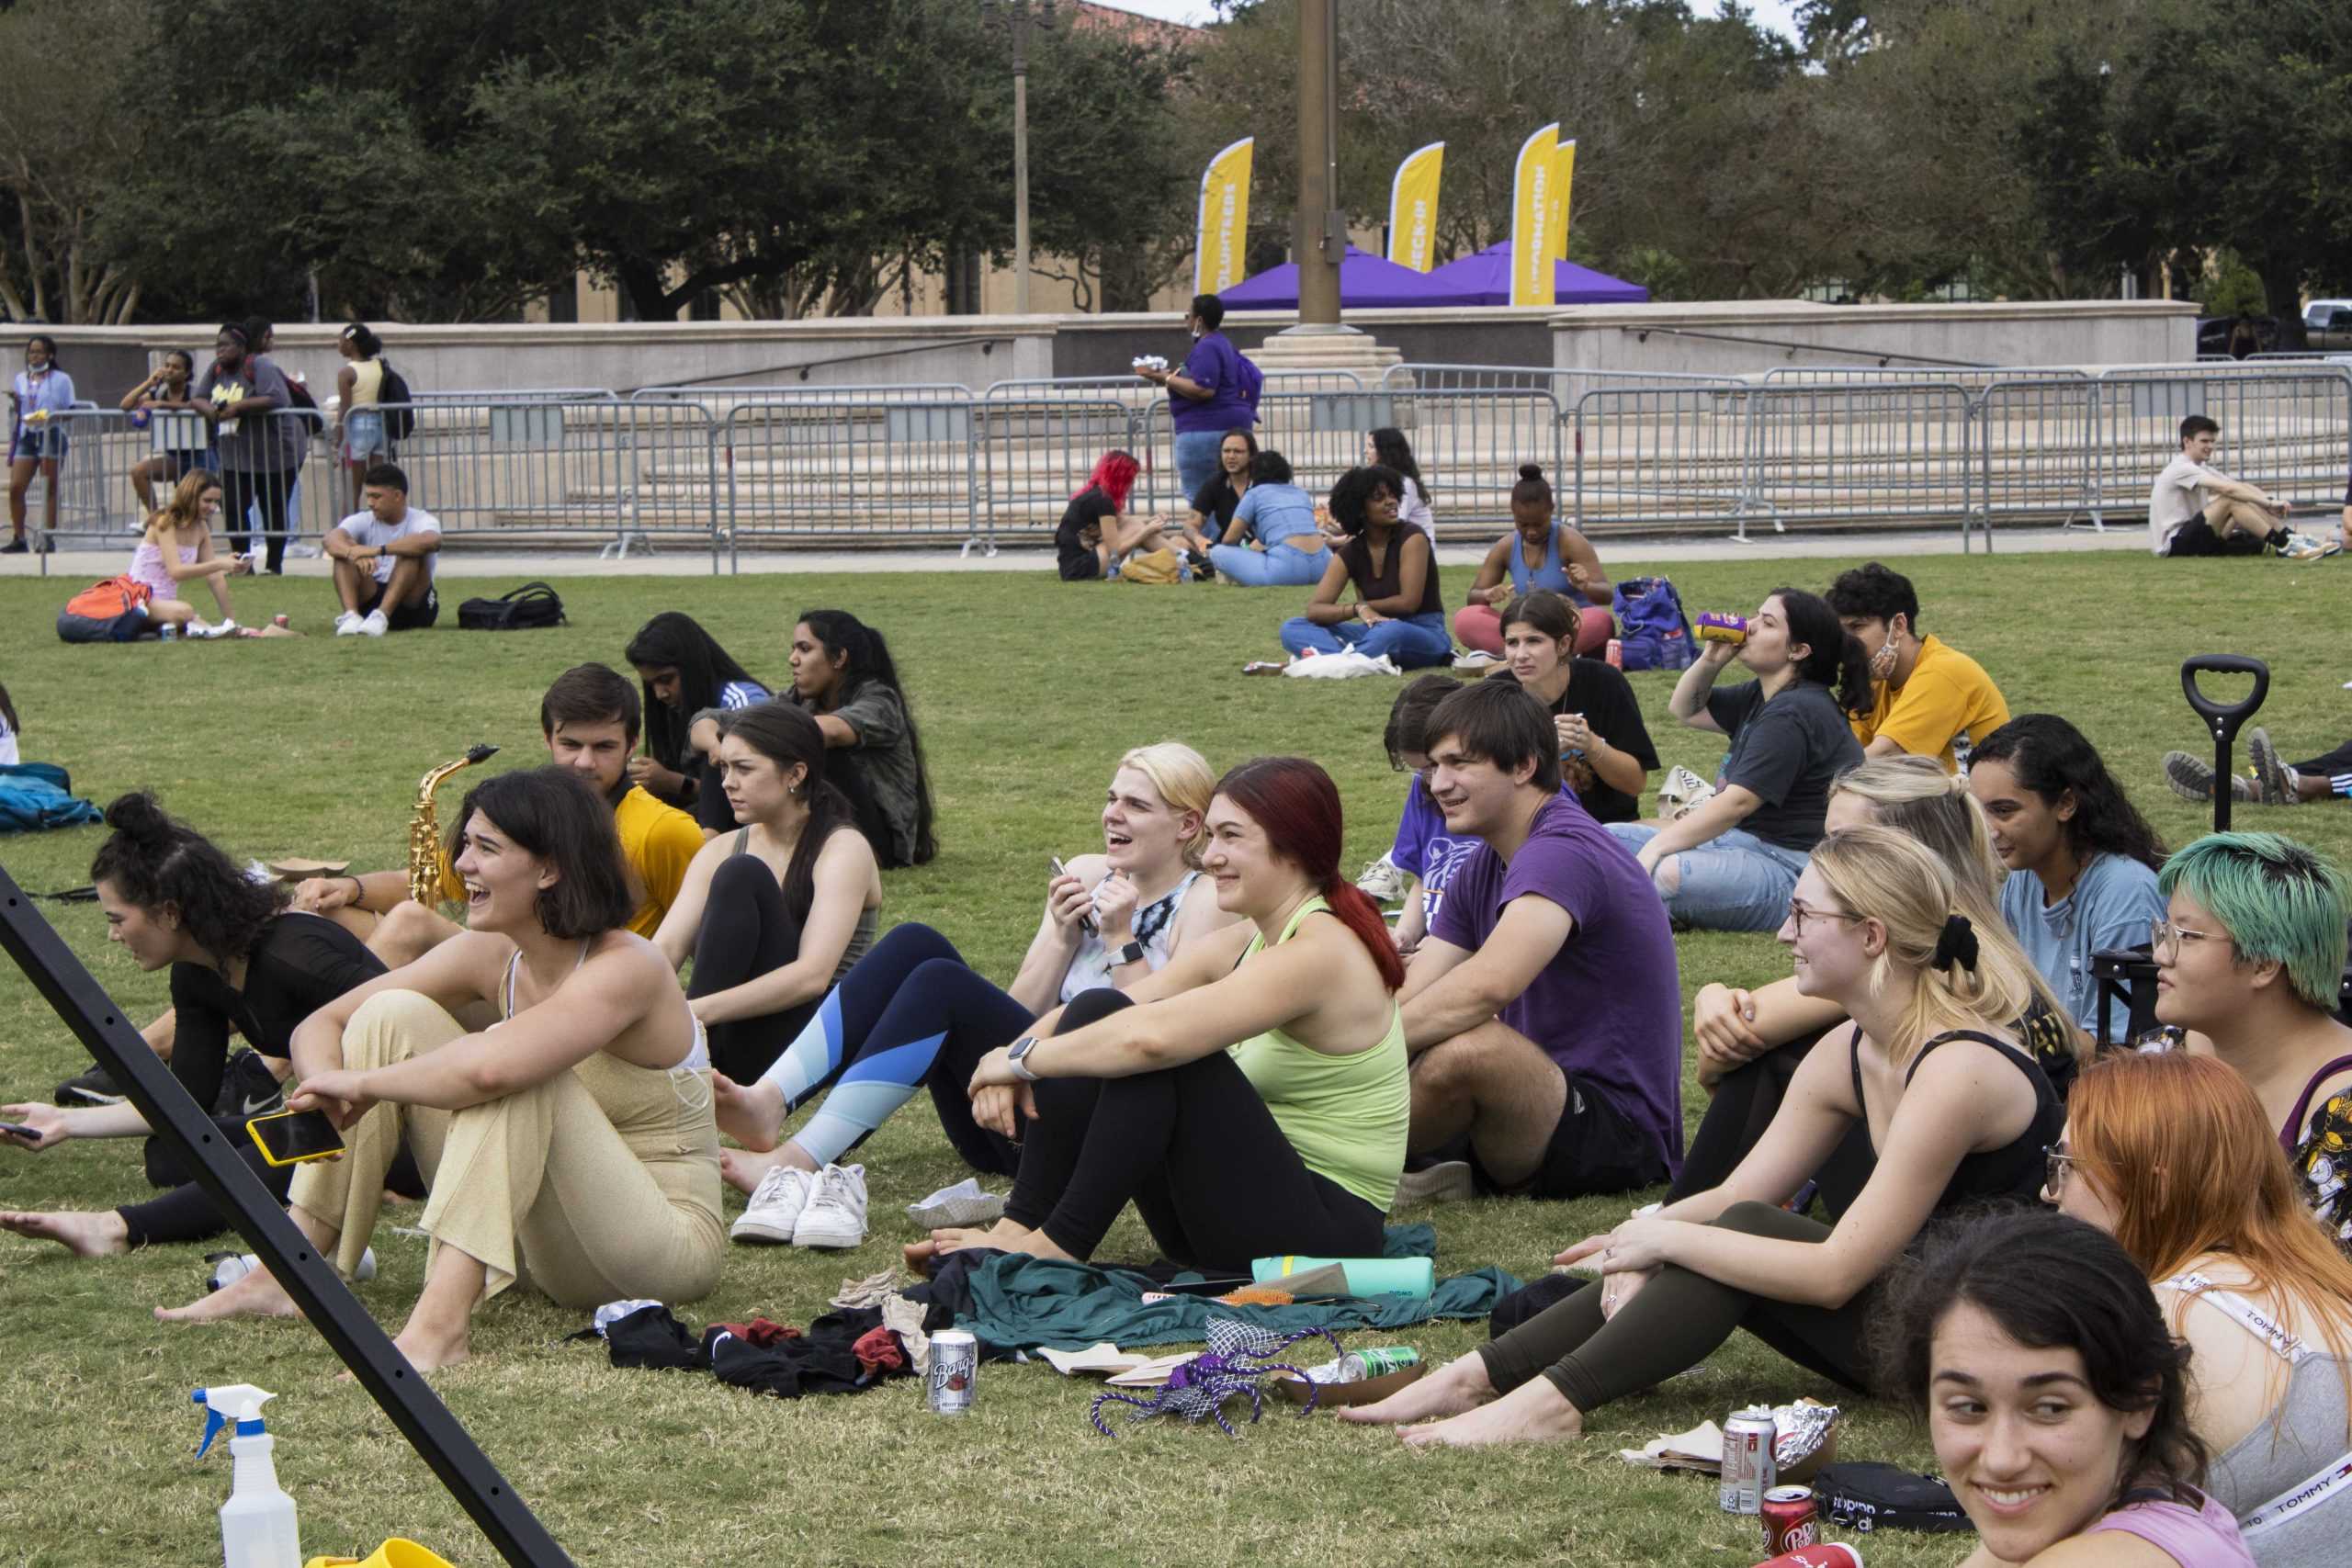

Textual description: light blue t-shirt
[1998,852,2166,1036]
[1230,482,1321,551]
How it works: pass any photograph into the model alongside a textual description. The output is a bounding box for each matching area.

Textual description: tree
[0,0,147,321]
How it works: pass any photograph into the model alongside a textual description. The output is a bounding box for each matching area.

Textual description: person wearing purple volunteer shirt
[1391,679,1683,1208]
[1136,293,1260,501]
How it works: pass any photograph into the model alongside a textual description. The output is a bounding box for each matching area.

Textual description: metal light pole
[1295,0,1342,327]
[989,0,1056,315]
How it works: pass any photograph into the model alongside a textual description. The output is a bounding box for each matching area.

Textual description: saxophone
[409,745,501,907]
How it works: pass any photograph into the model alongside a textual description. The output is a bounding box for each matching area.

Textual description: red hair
[1215,757,1406,990]
[1078,450,1139,513]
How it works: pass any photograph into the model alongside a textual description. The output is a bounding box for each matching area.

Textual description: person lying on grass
[1346,825,2061,1447]
[901,757,1408,1277]
[164,767,722,1375]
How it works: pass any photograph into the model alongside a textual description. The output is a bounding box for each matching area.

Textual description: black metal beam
[0,866,574,1568]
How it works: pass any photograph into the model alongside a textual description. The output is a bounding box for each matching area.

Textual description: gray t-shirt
[1703,679,1866,852]
[1997,852,2165,1037]
[193,355,307,472]
[795,682,924,868]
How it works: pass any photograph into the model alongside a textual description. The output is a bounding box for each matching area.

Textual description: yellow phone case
[245,1110,344,1168]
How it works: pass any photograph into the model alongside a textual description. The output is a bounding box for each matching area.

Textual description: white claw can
[927,1329,978,1415]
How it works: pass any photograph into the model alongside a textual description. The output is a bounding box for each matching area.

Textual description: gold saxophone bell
[410,744,501,908]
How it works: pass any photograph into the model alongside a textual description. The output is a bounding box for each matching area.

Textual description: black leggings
[1669,1028,1875,1219]
[2291,739,2352,779]
[688,855,822,1082]
[1479,1201,1877,1414]
[1004,988,1386,1272]
[118,1122,424,1249]
[221,465,299,573]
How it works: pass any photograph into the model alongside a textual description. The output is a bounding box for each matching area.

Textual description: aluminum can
[1340,1347,1420,1381]
[1762,1486,1818,1555]
[1751,1546,1860,1568]
[1695,611,1750,645]
[271,614,289,628]
[926,1328,978,1415]
[1720,1410,1778,1514]
[1604,637,1623,669]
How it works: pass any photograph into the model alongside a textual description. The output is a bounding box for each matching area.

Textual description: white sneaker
[790,1163,869,1250]
[1354,854,1408,904]
[359,608,390,637]
[334,611,364,637]
[731,1164,815,1245]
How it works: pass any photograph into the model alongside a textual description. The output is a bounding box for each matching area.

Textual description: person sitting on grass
[2052,1049,2352,1562]
[1679,756,2083,1215]
[1346,826,2060,1447]
[1392,680,1682,1209]
[125,468,248,636]
[120,350,214,515]
[1879,1208,2257,1567]
[1603,588,1869,931]
[714,743,1233,1248]
[1826,562,2010,773]
[1208,449,1330,588]
[0,794,385,1260]
[1173,427,1255,570]
[290,665,705,969]
[2146,832,2352,1252]
[624,611,771,834]
[1453,466,1613,660]
[1971,715,2169,1038]
[1380,675,1490,956]
[324,463,439,637]
[1280,465,1450,669]
[901,757,1408,1276]
[1483,590,1657,823]
[1056,450,1170,581]
[650,704,878,1085]
[783,610,938,868]
[164,767,724,1373]
[2167,725,2352,811]
[1366,427,1436,540]
[2150,414,2336,561]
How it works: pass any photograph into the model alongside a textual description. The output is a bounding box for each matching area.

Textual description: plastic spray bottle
[191,1385,300,1568]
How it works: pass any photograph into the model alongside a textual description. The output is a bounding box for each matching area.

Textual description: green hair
[2157,832,2352,1012]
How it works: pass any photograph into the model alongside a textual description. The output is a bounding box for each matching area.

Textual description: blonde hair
[1833,758,2084,1068]
[1809,823,2033,1068]
[1115,742,1215,867]
[147,468,221,545]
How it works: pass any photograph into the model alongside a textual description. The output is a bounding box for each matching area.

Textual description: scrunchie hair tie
[1933,913,1980,973]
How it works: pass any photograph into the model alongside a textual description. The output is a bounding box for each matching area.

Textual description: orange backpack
[64,575,153,620]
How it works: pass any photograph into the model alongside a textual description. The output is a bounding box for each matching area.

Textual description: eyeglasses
[2042,1144,2075,1199]
[2149,919,2222,962]
[1787,900,1864,939]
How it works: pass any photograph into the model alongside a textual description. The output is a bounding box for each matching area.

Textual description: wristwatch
[1114,939,1146,966]
[1006,1034,1042,1082]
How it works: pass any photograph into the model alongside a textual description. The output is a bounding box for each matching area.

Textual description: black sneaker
[214,1049,285,1119]
[0,537,28,555]
[55,1065,125,1105]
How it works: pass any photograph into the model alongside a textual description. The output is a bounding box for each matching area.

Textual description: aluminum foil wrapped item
[1774,1396,1840,1469]
[1131,355,1170,372]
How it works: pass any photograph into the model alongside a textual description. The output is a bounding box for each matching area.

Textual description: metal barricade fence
[1571,382,1755,538]
[1365,384,1564,532]
[1973,378,2101,541]
[2086,366,2352,527]
[719,391,979,563]
[978,379,1149,544]
[1743,380,1976,543]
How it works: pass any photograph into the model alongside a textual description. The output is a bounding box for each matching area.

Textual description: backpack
[1233,350,1265,414]
[0,762,105,835]
[458,581,566,630]
[376,359,416,441]
[1611,575,1695,672]
[1813,1462,1971,1533]
[63,575,152,620]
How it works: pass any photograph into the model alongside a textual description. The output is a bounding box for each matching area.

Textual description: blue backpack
[1611,576,1695,672]
[0,761,104,835]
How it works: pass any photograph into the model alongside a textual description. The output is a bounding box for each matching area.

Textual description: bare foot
[0,1208,130,1259]
[387,1320,469,1376]
[719,1145,796,1196]
[1397,1377,1585,1450]
[903,1218,1062,1272]
[156,1261,303,1323]
[711,1073,785,1154]
[1341,1352,1495,1426]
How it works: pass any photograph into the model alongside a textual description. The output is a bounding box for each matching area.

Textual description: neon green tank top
[1227,896,1409,1212]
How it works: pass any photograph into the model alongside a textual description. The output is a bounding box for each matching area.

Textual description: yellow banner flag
[1386,141,1445,272]
[1550,139,1577,262]
[1510,122,1559,307]
[1194,138,1255,297]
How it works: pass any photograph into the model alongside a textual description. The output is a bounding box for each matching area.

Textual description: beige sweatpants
[290,988,725,1308]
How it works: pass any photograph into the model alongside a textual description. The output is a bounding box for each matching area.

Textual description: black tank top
[1850,1025,2063,1213]
[1341,527,1442,618]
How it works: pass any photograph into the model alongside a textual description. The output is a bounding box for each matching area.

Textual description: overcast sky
[1097,0,1804,42]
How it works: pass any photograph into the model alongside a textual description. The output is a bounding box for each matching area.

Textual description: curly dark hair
[1326,464,1406,535]
[90,793,283,964]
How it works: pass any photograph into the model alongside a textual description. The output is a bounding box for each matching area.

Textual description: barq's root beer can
[926,1329,978,1415]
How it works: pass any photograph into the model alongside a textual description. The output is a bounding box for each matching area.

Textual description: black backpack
[376,359,416,441]
[458,581,566,631]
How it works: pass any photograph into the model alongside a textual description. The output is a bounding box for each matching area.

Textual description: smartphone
[0,1122,40,1141]
[245,1108,345,1168]
[1046,856,1097,934]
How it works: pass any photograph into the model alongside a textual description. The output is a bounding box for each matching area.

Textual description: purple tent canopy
[1217,244,1463,310]
[1420,243,1650,306]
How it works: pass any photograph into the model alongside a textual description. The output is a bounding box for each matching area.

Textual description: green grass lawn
[2,553,2348,1568]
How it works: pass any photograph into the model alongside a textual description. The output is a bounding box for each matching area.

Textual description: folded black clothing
[703,1307,906,1400]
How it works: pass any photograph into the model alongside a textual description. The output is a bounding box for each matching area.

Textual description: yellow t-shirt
[435,784,700,939]
[1851,635,2010,773]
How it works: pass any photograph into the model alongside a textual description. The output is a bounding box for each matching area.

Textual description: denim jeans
[1173,429,1227,500]
[1603,823,1812,932]
[1280,611,1453,669]
[1210,541,1329,586]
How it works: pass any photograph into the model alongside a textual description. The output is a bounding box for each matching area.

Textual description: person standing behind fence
[1210,450,1329,587]
[1136,293,1261,501]
[785,610,938,868]
[6,334,74,554]
[120,350,214,518]
[323,463,439,637]
[333,322,393,514]
[195,325,303,574]
[1454,467,1613,659]
[1281,465,1451,669]
[624,611,771,833]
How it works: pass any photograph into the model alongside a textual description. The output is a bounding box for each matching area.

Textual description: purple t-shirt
[1430,793,1684,1174]
[2086,1492,2256,1567]
[1170,331,1256,434]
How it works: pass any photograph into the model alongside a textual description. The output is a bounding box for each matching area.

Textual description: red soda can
[1603,637,1623,669]
[1761,1486,1819,1555]
[271,614,289,628]
[1750,1545,1860,1568]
